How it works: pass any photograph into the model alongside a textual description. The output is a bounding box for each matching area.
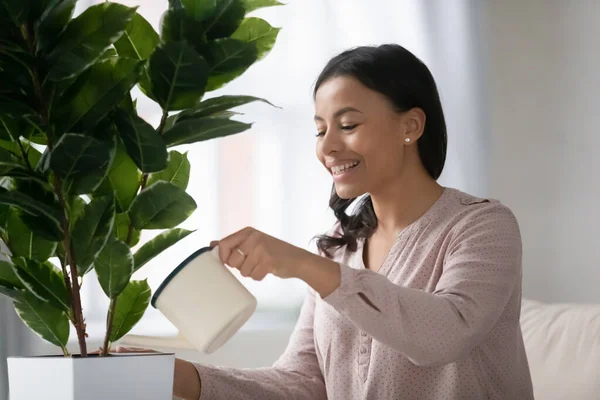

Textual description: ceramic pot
[8,353,174,399]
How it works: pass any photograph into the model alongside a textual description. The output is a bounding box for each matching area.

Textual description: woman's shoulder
[443,187,520,236]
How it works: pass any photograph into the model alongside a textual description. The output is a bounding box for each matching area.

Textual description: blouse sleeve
[193,288,327,399]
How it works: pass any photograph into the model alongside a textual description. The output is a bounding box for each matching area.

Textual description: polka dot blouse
[194,187,535,399]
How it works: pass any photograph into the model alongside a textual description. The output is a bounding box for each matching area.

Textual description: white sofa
[520,298,600,400]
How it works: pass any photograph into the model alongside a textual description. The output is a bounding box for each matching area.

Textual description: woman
[125,44,535,399]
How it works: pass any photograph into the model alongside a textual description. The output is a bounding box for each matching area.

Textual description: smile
[331,161,360,175]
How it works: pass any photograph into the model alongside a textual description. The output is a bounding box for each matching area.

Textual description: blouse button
[360,347,367,354]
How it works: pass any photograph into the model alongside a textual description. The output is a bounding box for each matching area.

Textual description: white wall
[486,1,600,303]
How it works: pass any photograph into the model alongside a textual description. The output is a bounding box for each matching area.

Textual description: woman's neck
[370,164,444,237]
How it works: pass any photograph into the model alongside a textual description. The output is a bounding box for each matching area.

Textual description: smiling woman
[182,42,534,400]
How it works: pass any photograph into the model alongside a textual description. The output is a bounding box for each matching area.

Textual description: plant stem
[158,110,169,135]
[16,139,32,170]
[58,255,75,322]
[53,176,88,356]
[102,298,117,356]
[21,21,85,354]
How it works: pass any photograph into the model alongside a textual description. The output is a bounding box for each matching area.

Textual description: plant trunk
[69,264,88,357]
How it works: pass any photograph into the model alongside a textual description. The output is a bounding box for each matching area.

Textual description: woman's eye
[341,124,358,131]
[315,131,325,137]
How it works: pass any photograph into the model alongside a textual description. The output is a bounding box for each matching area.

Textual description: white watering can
[151,246,257,354]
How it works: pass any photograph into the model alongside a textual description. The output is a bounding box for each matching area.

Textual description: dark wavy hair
[314,44,447,257]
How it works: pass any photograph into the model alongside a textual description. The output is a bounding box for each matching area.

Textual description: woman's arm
[299,204,522,367]
[184,289,327,400]
[173,358,202,399]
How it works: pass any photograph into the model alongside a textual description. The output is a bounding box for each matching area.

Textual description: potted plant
[0,0,281,398]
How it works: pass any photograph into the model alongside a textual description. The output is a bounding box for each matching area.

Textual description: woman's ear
[402,107,426,144]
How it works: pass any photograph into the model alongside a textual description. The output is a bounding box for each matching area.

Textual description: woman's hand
[211,227,314,280]
[212,227,342,297]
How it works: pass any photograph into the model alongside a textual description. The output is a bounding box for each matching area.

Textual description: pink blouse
[194,187,535,399]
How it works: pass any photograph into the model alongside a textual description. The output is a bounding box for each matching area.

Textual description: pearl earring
[405,138,410,143]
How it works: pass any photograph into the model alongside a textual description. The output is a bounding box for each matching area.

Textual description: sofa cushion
[520,298,600,400]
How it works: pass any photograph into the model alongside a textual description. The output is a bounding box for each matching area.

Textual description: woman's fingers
[217,227,255,264]
[114,346,157,353]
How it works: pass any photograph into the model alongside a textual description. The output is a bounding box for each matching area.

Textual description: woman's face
[315,76,422,199]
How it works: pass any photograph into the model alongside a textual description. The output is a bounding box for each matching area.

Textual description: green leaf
[0,260,24,290]
[0,147,46,184]
[113,109,168,173]
[16,140,43,167]
[95,238,133,298]
[114,12,159,61]
[0,48,36,97]
[0,147,37,178]
[49,134,113,195]
[36,0,77,53]
[159,8,186,42]
[241,0,284,13]
[119,93,136,114]
[95,142,141,213]
[110,279,151,342]
[12,257,70,313]
[68,195,86,225]
[133,228,194,272]
[204,38,258,74]
[46,2,137,81]
[129,181,196,230]
[99,47,118,62]
[0,190,63,241]
[182,0,216,21]
[175,95,275,121]
[1,0,30,25]
[0,97,37,118]
[0,203,10,231]
[29,0,53,22]
[148,42,209,111]
[71,196,115,275]
[10,178,63,242]
[0,116,18,141]
[203,38,258,91]
[204,0,245,40]
[0,284,23,301]
[146,150,190,190]
[6,210,57,262]
[164,116,252,146]
[14,291,69,348]
[231,17,280,60]
[53,57,143,134]
[13,178,59,213]
[114,212,140,247]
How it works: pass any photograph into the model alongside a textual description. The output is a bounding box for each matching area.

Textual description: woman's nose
[320,130,343,155]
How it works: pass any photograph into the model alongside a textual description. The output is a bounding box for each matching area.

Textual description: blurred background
[2,0,600,398]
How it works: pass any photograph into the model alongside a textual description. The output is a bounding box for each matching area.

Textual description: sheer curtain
[1,0,489,397]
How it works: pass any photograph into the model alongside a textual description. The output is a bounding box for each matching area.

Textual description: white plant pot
[7,352,175,400]
[151,246,257,354]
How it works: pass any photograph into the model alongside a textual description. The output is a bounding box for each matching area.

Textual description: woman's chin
[335,184,366,200]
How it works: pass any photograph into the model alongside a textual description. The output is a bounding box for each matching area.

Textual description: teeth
[332,161,359,175]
